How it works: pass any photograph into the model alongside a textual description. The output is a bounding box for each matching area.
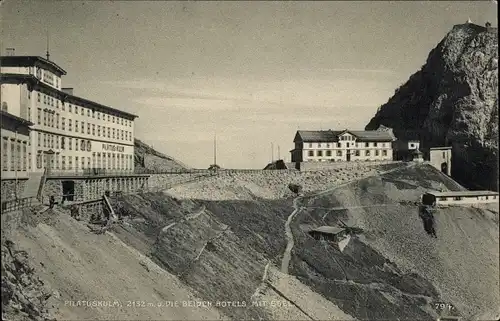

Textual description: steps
[21,172,44,199]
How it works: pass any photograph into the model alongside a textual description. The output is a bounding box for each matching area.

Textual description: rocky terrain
[2,162,498,320]
[366,23,498,191]
[165,163,396,201]
[134,138,189,172]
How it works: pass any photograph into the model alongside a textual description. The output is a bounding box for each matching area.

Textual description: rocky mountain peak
[366,22,498,190]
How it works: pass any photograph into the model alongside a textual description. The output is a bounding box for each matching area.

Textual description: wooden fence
[1,197,36,214]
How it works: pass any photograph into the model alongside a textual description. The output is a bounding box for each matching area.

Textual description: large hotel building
[1,55,148,204]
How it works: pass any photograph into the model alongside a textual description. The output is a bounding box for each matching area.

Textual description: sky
[1,1,498,169]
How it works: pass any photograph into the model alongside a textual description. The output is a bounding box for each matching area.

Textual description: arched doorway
[441,162,448,175]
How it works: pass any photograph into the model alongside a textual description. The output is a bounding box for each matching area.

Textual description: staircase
[21,171,45,199]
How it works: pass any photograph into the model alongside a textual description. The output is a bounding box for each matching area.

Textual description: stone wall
[0,179,27,201]
[298,160,401,172]
[42,176,149,203]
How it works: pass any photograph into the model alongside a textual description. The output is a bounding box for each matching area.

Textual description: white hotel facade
[290,129,395,164]
[1,56,137,176]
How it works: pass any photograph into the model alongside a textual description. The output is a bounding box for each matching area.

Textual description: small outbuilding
[421,190,499,206]
[306,226,348,242]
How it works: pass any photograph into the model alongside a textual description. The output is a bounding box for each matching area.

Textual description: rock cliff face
[366,23,498,191]
[134,138,189,172]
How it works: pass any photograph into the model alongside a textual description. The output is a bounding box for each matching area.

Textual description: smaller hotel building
[290,129,395,164]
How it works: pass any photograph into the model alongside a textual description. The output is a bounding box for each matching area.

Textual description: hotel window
[308,143,312,148]
[97,125,101,137]
[317,150,323,157]
[121,130,124,140]
[68,119,72,131]
[112,116,115,123]
[366,150,370,156]
[62,117,66,130]
[112,128,115,139]
[43,95,46,104]
[92,124,95,136]
[81,157,85,169]
[97,153,101,168]
[107,128,110,138]
[92,110,95,118]
[346,143,350,148]
[108,153,111,169]
[97,112,100,119]
[87,123,90,134]
[453,197,462,201]
[10,141,15,171]
[92,153,96,168]
[36,154,42,169]
[382,143,386,148]
[37,134,41,147]
[326,150,332,156]
[107,114,110,121]
[61,156,66,170]
[442,152,446,158]
[318,143,322,148]
[61,137,65,149]
[375,150,379,156]
[75,139,79,151]
[68,104,72,113]
[81,121,85,133]
[382,150,387,156]
[56,100,59,108]
[68,156,73,170]
[56,113,59,128]
[81,140,85,151]
[75,120,79,132]
[56,136,59,149]
[365,142,369,147]
[87,109,91,117]
[75,156,79,170]
[374,142,378,147]
[37,93,41,102]
[355,150,360,156]
[337,150,342,156]
[2,139,7,171]
[68,138,72,150]
[28,152,32,170]
[81,107,84,116]
[16,142,21,171]
[51,97,54,107]
[308,151,314,156]
[337,142,341,148]
[43,111,47,126]
[74,105,78,114]
[43,134,47,147]
[62,102,65,111]
[87,157,90,169]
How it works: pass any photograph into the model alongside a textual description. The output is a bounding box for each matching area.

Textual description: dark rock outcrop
[1,240,55,321]
[366,23,498,191]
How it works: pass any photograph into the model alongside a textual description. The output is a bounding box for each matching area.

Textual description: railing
[46,168,139,177]
[1,197,36,214]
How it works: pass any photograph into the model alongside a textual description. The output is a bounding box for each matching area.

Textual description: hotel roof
[1,73,138,119]
[425,190,498,197]
[294,129,395,143]
[0,110,34,127]
[1,56,67,76]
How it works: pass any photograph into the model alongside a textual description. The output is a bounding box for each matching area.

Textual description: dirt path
[280,163,416,275]
[281,196,302,274]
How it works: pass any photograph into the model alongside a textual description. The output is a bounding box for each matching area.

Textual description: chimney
[62,88,74,95]
[5,48,15,56]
